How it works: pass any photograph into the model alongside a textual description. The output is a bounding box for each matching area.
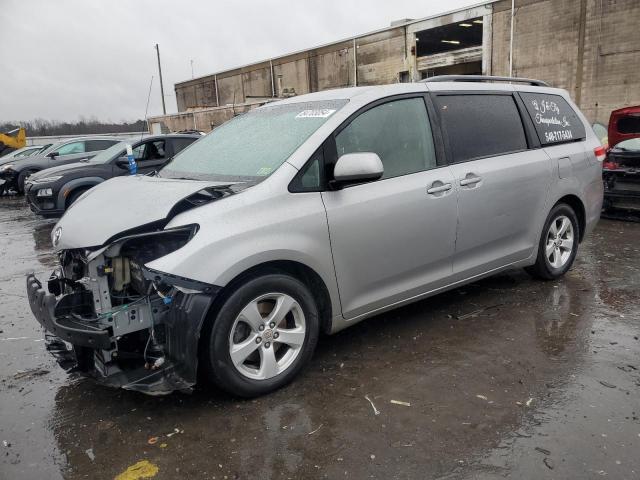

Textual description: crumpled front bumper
[27,274,112,349]
[26,272,218,395]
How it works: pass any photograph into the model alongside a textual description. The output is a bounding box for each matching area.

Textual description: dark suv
[25,134,201,216]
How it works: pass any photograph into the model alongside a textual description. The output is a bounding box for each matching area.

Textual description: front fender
[146,183,342,324]
[57,177,104,210]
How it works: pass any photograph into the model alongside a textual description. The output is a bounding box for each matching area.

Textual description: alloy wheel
[228,293,306,380]
[545,215,574,269]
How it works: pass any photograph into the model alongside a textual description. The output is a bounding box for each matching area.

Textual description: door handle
[460,176,482,187]
[427,183,452,194]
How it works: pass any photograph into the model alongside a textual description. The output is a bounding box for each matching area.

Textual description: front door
[321,96,458,319]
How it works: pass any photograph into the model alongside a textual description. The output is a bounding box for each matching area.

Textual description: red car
[601,106,640,212]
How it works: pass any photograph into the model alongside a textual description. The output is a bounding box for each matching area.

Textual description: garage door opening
[420,61,483,79]
[415,17,483,57]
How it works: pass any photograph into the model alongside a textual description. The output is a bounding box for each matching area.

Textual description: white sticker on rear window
[296,109,336,119]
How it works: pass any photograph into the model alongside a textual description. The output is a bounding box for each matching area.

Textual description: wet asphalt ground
[0,195,639,480]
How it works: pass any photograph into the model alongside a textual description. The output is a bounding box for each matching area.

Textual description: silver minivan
[27,76,604,396]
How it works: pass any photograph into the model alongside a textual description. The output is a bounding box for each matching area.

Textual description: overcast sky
[0,0,480,123]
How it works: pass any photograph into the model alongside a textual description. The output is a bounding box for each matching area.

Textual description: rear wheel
[526,203,579,280]
[204,274,319,397]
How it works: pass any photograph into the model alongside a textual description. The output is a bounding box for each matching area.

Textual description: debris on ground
[308,424,323,435]
[12,368,49,380]
[85,448,95,461]
[390,400,411,407]
[166,428,183,437]
[543,457,554,470]
[3,440,11,447]
[526,398,534,407]
[114,460,159,480]
[147,436,159,445]
[476,395,488,401]
[535,447,551,455]
[364,395,380,415]
[599,381,617,389]
[457,304,504,320]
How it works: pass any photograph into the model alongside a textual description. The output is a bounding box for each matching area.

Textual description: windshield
[160,99,348,182]
[88,141,126,163]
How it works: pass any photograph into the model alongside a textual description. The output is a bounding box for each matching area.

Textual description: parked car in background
[0,137,121,193]
[26,77,603,397]
[0,144,51,162]
[25,134,201,216]
[0,144,53,194]
[601,106,640,212]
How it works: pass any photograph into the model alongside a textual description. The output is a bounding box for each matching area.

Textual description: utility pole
[509,0,515,77]
[155,44,166,115]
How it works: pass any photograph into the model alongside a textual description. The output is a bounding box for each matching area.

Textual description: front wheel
[526,203,579,280]
[17,169,38,194]
[203,274,320,397]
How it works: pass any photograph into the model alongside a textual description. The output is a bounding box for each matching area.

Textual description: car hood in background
[608,106,640,149]
[29,161,98,180]
[53,175,240,250]
[0,153,44,168]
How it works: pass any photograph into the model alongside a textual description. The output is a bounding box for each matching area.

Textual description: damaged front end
[26,224,219,395]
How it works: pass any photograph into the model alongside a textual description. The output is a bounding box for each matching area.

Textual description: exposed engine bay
[28,224,219,395]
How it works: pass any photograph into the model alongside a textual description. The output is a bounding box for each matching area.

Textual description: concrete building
[149,0,640,132]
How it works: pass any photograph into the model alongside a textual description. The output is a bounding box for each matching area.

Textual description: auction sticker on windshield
[296,109,336,119]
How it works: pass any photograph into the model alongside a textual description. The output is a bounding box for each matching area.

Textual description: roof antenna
[142,75,154,141]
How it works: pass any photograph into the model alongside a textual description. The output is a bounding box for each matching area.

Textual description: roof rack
[420,75,550,87]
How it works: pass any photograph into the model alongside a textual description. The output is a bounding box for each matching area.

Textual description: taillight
[594,146,607,162]
[603,160,619,170]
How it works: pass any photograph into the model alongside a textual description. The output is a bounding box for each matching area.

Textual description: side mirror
[115,157,130,169]
[46,151,59,158]
[332,152,384,188]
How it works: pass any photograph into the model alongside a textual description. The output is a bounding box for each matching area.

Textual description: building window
[415,17,483,57]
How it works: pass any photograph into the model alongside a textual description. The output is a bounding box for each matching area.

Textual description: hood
[608,106,640,149]
[30,161,94,180]
[53,175,240,250]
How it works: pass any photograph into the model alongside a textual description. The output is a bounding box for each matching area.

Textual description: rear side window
[434,94,528,163]
[86,140,117,151]
[171,138,197,156]
[519,93,585,145]
[335,97,437,179]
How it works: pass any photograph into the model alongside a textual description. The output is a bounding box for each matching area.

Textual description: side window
[519,93,586,145]
[289,148,323,192]
[133,140,166,162]
[86,140,117,151]
[171,138,196,156]
[435,94,528,163]
[335,97,437,180]
[132,143,146,160]
[56,141,86,155]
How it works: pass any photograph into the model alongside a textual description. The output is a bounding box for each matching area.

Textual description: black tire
[526,203,580,280]
[17,169,38,194]
[203,274,319,397]
[66,188,89,209]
